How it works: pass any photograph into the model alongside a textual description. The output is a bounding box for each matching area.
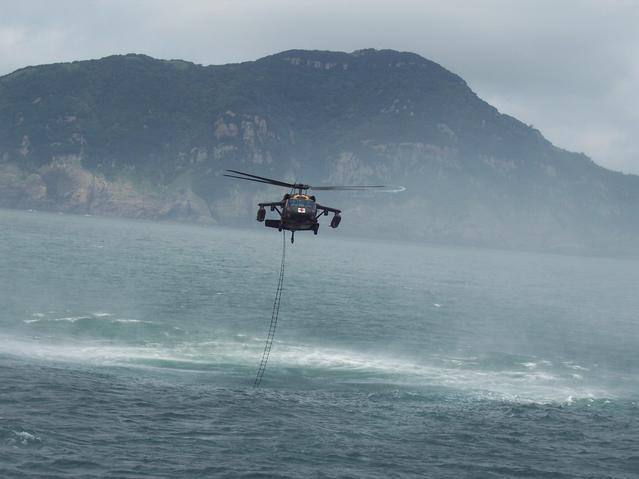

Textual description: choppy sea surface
[1,208,638,478]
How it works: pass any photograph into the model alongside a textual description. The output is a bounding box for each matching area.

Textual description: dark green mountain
[1,49,637,254]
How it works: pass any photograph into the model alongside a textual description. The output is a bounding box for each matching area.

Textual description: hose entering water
[253,231,287,387]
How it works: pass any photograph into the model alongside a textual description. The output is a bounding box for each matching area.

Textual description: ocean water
[1,208,638,478]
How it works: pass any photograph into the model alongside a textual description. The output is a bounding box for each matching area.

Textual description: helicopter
[223,169,390,243]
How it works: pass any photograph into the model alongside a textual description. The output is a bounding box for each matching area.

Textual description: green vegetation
[0,49,637,254]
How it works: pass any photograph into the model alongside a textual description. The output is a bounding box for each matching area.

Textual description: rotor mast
[291,183,310,195]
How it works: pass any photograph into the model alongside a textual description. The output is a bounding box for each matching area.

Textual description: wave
[4,430,41,447]
[24,312,156,326]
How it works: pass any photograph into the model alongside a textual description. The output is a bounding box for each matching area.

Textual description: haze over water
[1,208,638,478]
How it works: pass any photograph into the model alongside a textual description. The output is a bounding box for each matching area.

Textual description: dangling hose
[253,231,286,387]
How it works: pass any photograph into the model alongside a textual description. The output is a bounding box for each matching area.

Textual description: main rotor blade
[223,174,279,185]
[225,170,295,188]
[309,185,386,190]
[311,185,406,192]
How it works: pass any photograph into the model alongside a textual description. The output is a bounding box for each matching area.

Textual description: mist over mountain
[1,49,637,254]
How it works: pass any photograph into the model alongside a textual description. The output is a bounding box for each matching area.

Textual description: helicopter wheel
[291,232,295,244]
[313,224,319,235]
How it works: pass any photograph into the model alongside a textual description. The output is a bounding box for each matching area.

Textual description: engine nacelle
[256,207,266,222]
[330,214,341,228]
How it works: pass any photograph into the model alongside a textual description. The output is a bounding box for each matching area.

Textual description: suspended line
[254,230,287,387]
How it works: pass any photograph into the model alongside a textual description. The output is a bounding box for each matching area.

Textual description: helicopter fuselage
[257,192,341,239]
[280,194,318,230]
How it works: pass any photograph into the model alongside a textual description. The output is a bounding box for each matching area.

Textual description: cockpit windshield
[288,199,316,212]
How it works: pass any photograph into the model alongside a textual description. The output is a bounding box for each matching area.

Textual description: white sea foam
[0,336,611,403]
[23,316,90,323]
[52,316,89,323]
[112,319,153,324]
[22,313,152,326]
[11,431,40,445]
[265,345,608,402]
[563,361,589,371]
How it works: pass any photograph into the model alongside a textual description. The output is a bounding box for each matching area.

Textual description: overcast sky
[1,0,637,174]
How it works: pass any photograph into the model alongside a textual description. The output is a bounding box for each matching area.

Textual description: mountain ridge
[0,49,637,254]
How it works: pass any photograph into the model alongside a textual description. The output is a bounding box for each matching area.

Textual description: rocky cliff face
[1,49,637,254]
[0,156,213,222]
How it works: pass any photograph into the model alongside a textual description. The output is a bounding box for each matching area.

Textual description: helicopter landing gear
[313,223,319,235]
[290,231,295,244]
